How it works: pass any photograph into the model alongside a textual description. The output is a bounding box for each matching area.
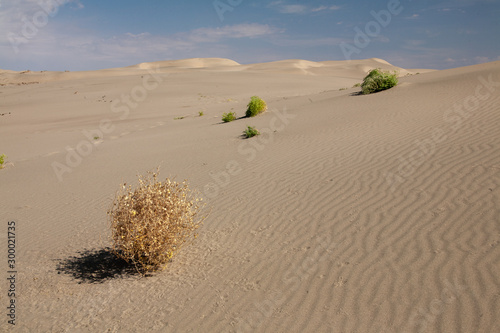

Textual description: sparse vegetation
[339,87,348,91]
[0,154,6,169]
[222,111,237,122]
[245,96,267,117]
[198,111,204,117]
[352,83,361,88]
[108,170,205,274]
[174,116,185,120]
[244,126,260,138]
[361,68,398,94]
[94,136,100,140]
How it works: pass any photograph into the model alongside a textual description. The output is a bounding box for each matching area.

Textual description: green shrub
[245,96,267,117]
[244,126,260,138]
[0,154,6,169]
[222,112,237,122]
[361,69,398,94]
[108,170,205,274]
[198,111,204,117]
[352,83,361,88]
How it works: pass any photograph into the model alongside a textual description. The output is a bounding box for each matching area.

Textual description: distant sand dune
[132,57,241,70]
[0,57,430,86]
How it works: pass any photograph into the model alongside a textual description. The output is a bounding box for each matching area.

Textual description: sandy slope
[0,58,499,332]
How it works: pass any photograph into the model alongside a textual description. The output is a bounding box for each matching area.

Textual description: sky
[0,0,499,71]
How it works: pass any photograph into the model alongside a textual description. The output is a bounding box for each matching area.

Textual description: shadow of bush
[56,247,140,284]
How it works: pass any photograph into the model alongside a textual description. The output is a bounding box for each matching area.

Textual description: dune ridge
[132,57,241,70]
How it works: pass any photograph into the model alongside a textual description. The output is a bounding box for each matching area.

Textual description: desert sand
[0,58,499,332]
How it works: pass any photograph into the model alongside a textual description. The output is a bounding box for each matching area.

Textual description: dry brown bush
[108,169,205,273]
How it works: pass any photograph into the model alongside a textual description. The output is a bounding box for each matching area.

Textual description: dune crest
[133,57,241,70]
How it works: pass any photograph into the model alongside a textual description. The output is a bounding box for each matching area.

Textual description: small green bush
[352,83,361,88]
[222,112,237,122]
[198,111,204,117]
[245,96,267,117]
[361,69,398,94]
[0,154,6,169]
[244,126,260,138]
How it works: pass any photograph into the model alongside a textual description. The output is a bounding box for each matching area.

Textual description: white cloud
[311,6,328,12]
[269,2,340,14]
[405,40,426,47]
[188,24,281,42]
[86,23,281,59]
[437,7,466,13]
[0,0,81,24]
[279,5,308,14]
[0,21,283,70]
[0,0,83,49]
[375,35,390,43]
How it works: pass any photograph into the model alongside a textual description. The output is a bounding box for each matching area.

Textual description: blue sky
[1,0,499,71]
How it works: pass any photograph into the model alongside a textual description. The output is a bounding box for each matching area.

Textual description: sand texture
[1,58,499,332]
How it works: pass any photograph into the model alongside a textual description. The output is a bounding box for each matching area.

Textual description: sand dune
[1,58,499,332]
[132,57,241,70]
[0,57,424,86]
